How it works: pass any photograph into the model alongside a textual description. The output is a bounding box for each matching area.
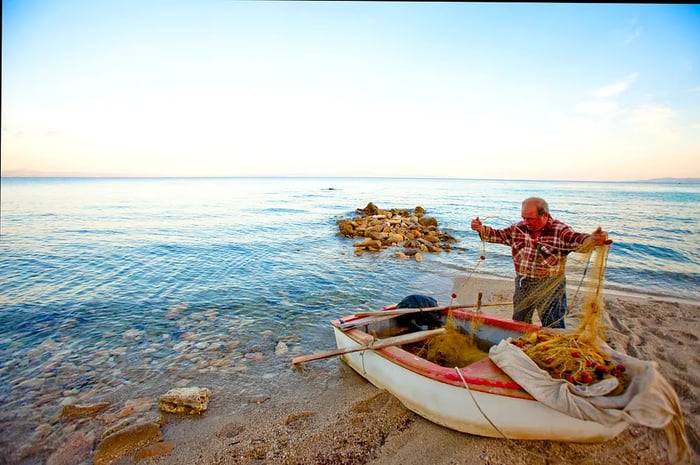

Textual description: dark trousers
[512,275,567,328]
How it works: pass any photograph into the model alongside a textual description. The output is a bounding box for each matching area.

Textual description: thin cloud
[622,16,643,46]
[592,73,639,99]
[623,27,643,46]
[575,101,621,121]
[627,104,674,127]
[626,104,680,140]
[689,86,700,93]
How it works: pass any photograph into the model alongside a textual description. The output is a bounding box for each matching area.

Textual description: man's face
[521,203,548,231]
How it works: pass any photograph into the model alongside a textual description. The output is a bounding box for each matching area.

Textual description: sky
[2,1,699,181]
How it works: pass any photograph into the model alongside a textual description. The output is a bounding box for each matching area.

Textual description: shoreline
[462,270,700,306]
[118,285,700,464]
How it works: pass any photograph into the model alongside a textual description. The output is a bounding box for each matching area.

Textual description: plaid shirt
[480,217,590,278]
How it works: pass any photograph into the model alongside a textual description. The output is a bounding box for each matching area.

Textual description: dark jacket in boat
[396,295,442,331]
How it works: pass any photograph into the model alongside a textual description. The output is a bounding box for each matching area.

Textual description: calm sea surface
[0,177,698,457]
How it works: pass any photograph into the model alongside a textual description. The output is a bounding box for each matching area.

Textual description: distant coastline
[641,177,700,184]
[1,169,699,184]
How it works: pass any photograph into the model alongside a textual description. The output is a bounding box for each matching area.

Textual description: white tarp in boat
[489,339,691,465]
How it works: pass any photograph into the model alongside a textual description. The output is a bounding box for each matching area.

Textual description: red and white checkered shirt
[480,217,590,278]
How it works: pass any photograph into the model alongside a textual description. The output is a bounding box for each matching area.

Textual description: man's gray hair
[523,197,549,216]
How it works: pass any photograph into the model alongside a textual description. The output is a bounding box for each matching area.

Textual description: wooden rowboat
[331,306,629,442]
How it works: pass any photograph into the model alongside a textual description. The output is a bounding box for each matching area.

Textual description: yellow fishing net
[510,244,631,394]
[413,244,629,393]
[418,312,488,368]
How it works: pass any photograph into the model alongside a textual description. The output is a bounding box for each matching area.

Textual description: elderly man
[471,197,608,328]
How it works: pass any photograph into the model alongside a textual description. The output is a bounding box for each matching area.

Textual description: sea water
[0,177,698,455]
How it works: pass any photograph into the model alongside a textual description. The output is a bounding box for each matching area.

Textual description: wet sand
[147,290,698,465]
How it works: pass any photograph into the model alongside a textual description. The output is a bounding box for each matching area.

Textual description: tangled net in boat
[510,244,631,394]
[417,313,488,368]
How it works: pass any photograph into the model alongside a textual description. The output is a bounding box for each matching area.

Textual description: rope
[455,367,509,440]
[454,368,655,464]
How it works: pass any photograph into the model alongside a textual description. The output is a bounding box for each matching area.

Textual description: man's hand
[589,227,609,246]
[471,217,484,234]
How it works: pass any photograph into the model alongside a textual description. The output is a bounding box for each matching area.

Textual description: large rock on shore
[60,401,110,419]
[92,422,162,465]
[337,202,457,259]
[158,387,211,414]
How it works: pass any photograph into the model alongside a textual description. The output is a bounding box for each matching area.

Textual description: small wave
[258,207,308,214]
[610,241,691,263]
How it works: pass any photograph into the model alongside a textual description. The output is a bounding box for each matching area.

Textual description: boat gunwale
[332,308,541,399]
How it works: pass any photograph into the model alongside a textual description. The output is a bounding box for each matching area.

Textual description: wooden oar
[337,301,513,331]
[291,328,446,366]
[353,301,512,318]
[337,313,400,331]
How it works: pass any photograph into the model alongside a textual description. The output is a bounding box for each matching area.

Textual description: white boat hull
[333,325,628,442]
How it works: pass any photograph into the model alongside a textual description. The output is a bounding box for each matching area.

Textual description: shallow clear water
[0,176,698,456]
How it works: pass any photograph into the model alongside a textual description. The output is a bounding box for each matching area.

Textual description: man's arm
[471,217,512,245]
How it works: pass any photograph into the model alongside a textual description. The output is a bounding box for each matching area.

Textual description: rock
[210,358,231,367]
[60,401,110,419]
[122,329,142,340]
[387,233,404,244]
[32,422,53,441]
[245,352,265,361]
[338,203,457,258]
[93,422,162,465]
[172,341,189,352]
[117,406,134,418]
[356,202,378,216]
[414,253,423,262]
[337,219,355,237]
[166,303,187,319]
[46,430,96,465]
[275,341,289,356]
[134,440,175,461]
[158,387,210,414]
[101,419,132,440]
[284,411,316,427]
[28,338,58,357]
[419,216,437,227]
[125,397,153,413]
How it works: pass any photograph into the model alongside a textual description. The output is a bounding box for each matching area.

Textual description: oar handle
[291,328,446,365]
[353,305,449,318]
[353,301,512,318]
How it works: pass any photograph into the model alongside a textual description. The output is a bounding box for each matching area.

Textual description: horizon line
[2,170,699,184]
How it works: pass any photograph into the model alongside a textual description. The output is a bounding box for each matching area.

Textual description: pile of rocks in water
[337,202,457,261]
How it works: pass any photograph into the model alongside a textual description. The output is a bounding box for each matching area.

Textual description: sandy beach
[131,286,698,465]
